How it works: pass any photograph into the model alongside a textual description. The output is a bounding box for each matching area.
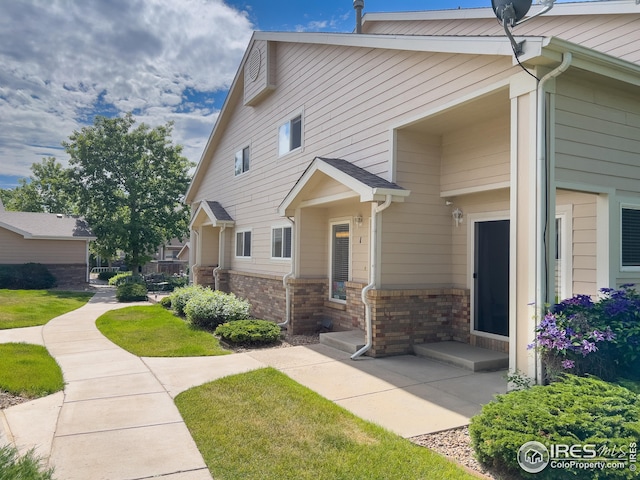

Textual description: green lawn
[0,289,93,329]
[176,368,479,480]
[0,343,64,397]
[96,305,230,357]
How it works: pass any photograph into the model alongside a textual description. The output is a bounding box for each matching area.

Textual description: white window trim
[556,205,573,301]
[277,110,304,158]
[235,229,252,259]
[234,145,251,177]
[620,203,640,272]
[328,218,352,304]
[270,225,292,260]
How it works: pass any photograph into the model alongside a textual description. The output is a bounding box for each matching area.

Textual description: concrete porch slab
[319,330,365,354]
[413,341,508,372]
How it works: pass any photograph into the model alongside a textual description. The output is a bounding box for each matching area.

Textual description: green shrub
[169,285,207,316]
[0,444,54,480]
[97,270,119,281]
[184,290,251,330]
[470,375,640,479]
[108,271,133,286]
[116,282,147,302]
[215,320,281,345]
[159,296,172,308]
[0,263,56,289]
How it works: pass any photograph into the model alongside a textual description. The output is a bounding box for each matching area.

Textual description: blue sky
[0,0,578,189]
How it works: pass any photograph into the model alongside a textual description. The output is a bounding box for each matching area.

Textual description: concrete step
[319,330,366,354]
[413,341,508,372]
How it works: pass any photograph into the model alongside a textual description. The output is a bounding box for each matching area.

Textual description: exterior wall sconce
[354,214,363,227]
[452,208,464,227]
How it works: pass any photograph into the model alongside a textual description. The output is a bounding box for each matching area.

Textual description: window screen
[622,207,640,267]
[331,223,349,300]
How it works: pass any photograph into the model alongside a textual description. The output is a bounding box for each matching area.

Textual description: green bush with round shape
[116,282,147,302]
[108,271,134,286]
[184,290,250,330]
[469,375,640,479]
[169,284,207,316]
[98,270,119,281]
[0,263,56,289]
[159,296,172,308]
[215,320,281,345]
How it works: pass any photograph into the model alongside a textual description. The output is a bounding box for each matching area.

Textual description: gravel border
[0,390,29,410]
[411,426,496,479]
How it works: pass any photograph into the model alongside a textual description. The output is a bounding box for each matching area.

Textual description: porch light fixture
[354,214,363,227]
[492,0,555,56]
[452,208,464,227]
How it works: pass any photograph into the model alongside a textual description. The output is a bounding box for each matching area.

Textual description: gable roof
[278,157,409,217]
[0,212,95,241]
[189,200,235,229]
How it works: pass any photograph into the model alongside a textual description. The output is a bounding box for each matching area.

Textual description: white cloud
[0,0,253,178]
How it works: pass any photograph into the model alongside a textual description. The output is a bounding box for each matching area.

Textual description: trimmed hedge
[97,270,119,281]
[0,263,56,289]
[470,375,640,479]
[215,320,281,345]
[116,282,147,302]
[108,271,133,286]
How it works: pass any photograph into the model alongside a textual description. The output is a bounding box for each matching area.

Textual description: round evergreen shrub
[184,289,250,330]
[169,284,207,316]
[108,271,133,286]
[159,296,172,309]
[470,375,640,479]
[215,320,281,345]
[116,282,147,302]
[98,270,119,281]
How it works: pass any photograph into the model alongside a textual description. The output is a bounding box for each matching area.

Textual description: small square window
[236,231,251,257]
[278,115,302,156]
[234,147,250,176]
[622,207,640,267]
[272,226,292,258]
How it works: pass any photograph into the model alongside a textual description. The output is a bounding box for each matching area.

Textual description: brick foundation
[45,264,89,287]
[226,270,285,322]
[193,265,215,288]
[368,288,471,357]
[470,334,509,353]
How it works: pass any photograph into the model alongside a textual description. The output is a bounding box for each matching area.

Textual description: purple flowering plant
[530,284,640,382]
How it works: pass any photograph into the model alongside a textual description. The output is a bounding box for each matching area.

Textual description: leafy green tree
[64,114,192,274]
[0,157,75,213]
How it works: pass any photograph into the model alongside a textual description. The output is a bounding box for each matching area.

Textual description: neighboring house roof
[0,212,96,241]
[177,242,190,261]
[279,157,410,217]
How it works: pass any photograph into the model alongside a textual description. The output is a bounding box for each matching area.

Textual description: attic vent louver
[248,48,261,82]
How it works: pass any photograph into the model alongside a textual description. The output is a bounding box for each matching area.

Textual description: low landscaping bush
[470,375,640,479]
[116,282,147,302]
[184,289,250,330]
[97,270,119,281]
[0,263,56,289]
[215,320,281,345]
[108,271,133,286]
[159,296,172,309]
[530,285,640,382]
[169,284,207,316]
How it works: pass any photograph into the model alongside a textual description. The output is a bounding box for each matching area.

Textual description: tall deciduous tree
[64,114,192,273]
[0,157,75,213]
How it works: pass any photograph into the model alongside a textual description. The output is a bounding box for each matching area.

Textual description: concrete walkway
[0,290,506,479]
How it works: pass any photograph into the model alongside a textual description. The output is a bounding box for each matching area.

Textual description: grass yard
[0,343,64,397]
[176,368,479,480]
[96,305,230,357]
[0,445,54,480]
[0,289,93,329]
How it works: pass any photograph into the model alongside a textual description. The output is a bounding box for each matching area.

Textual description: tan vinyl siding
[440,115,510,193]
[191,41,515,276]
[555,73,640,196]
[0,228,86,264]
[364,14,640,64]
[556,190,598,297]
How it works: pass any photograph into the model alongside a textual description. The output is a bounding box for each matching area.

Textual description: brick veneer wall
[471,334,509,353]
[227,270,286,323]
[193,265,215,288]
[368,288,471,357]
[45,264,88,287]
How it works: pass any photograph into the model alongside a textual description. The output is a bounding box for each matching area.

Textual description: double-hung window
[622,206,640,268]
[272,226,292,259]
[278,114,302,156]
[234,146,250,176]
[236,230,251,258]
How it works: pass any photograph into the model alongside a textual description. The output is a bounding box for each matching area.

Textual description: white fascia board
[255,31,518,57]
[362,1,639,24]
[0,221,32,238]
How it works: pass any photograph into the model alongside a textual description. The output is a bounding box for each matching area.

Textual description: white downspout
[534,52,572,382]
[352,194,393,360]
[213,225,226,290]
[278,217,295,328]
